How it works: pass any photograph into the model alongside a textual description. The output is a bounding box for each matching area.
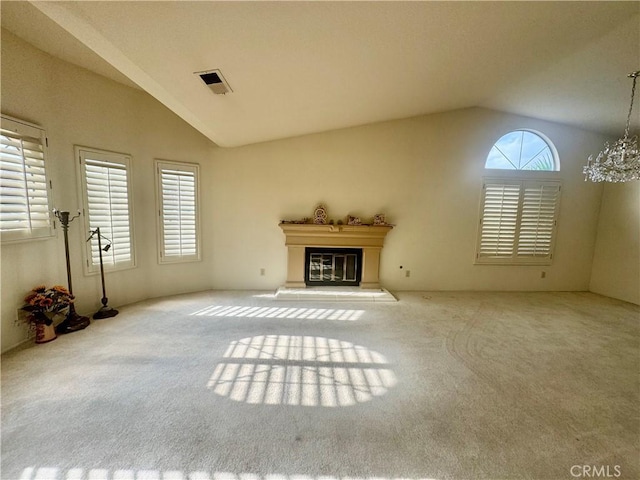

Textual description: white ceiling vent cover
[195,69,232,95]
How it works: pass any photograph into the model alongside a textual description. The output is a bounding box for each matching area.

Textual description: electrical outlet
[260,268,266,276]
[541,271,546,279]
[14,309,26,328]
[14,309,32,340]
[405,270,411,278]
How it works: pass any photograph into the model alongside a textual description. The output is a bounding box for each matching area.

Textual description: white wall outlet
[15,309,32,340]
[260,268,266,276]
[405,270,411,278]
[15,308,27,328]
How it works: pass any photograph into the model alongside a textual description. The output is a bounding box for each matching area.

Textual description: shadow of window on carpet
[207,335,396,407]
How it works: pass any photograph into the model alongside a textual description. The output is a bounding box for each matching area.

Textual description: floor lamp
[53,209,91,334]
[87,227,119,319]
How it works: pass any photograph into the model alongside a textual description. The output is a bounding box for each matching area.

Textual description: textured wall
[208,108,608,292]
[2,28,626,353]
[1,31,216,352]
[590,181,640,305]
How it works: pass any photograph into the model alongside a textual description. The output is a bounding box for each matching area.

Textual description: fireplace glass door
[305,248,362,286]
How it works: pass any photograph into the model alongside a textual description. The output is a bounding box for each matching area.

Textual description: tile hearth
[274,286,397,302]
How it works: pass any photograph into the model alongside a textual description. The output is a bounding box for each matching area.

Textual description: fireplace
[305,247,363,286]
[279,223,393,289]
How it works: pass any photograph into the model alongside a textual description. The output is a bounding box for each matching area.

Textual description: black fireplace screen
[305,248,363,286]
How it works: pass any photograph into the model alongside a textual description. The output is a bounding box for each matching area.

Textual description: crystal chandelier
[584,71,640,183]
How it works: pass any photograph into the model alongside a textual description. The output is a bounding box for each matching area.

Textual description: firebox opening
[305,248,363,287]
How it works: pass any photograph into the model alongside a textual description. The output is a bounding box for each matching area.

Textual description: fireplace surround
[279,223,393,289]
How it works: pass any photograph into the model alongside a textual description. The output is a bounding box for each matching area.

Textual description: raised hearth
[279,223,393,289]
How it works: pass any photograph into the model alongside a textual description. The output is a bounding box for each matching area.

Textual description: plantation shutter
[0,116,53,241]
[477,182,520,259]
[517,182,561,258]
[156,161,199,262]
[79,148,134,271]
[476,178,561,265]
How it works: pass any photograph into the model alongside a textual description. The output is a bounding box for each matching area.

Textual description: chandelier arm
[623,72,639,140]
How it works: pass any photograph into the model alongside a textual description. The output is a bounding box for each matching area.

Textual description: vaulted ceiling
[2,1,639,147]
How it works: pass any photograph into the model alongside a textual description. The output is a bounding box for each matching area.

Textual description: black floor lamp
[87,227,119,319]
[53,209,91,334]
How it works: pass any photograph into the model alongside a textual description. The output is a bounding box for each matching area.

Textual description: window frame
[484,129,560,172]
[1,114,54,243]
[475,176,562,266]
[154,159,201,264]
[76,145,136,275]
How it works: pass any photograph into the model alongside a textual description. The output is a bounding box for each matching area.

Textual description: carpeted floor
[1,290,638,480]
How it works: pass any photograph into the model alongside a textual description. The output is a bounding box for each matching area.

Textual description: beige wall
[209,108,608,292]
[590,182,640,305]
[1,31,216,352]
[2,29,629,353]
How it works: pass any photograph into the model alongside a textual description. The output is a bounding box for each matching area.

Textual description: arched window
[485,130,559,171]
[477,130,562,265]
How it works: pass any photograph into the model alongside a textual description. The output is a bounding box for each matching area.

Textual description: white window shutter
[156,161,199,263]
[477,182,521,259]
[476,178,561,265]
[0,116,53,241]
[78,148,135,272]
[517,182,561,259]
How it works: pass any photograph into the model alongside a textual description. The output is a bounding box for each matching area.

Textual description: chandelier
[584,71,640,183]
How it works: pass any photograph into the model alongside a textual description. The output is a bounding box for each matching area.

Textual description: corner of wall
[589,181,640,305]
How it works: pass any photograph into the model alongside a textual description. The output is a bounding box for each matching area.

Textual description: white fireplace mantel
[279,223,393,289]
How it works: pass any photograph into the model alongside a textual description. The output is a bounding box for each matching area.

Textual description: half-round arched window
[485,130,559,171]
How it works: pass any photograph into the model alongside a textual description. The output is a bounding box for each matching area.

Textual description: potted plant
[21,285,75,343]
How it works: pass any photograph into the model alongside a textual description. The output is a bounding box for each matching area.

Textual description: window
[155,160,200,263]
[485,130,559,171]
[77,146,135,273]
[476,179,561,265]
[0,115,53,242]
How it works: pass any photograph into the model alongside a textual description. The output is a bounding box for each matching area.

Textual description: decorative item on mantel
[280,204,393,227]
[21,285,75,343]
[373,214,386,225]
[584,70,640,183]
[313,204,328,224]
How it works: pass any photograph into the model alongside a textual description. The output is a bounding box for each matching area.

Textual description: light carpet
[1,290,638,480]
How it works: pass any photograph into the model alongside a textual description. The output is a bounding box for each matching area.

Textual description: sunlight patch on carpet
[207,335,396,407]
[19,468,440,480]
[190,305,365,321]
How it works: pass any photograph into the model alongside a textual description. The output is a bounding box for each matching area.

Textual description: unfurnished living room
[1,2,639,480]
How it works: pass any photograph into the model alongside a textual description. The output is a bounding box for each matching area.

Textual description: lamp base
[93,306,119,319]
[56,311,90,334]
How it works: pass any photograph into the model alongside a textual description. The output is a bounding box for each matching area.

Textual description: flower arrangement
[22,285,74,325]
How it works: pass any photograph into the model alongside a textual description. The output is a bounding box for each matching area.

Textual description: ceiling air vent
[195,69,232,95]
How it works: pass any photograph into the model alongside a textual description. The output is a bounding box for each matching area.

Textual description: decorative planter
[33,312,58,344]
[35,322,57,344]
